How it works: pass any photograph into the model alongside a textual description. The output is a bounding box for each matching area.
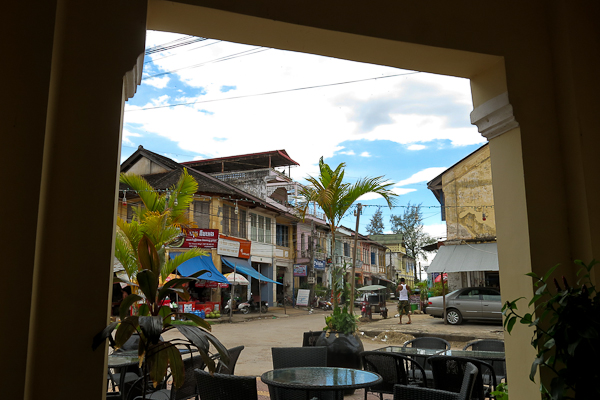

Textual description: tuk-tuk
[357,285,388,319]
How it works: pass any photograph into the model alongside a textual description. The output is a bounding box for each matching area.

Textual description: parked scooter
[238,297,268,314]
[223,298,245,314]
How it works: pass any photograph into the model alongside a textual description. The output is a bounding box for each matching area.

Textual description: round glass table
[261,367,382,400]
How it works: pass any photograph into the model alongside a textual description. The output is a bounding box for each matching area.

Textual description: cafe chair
[361,351,428,400]
[270,347,333,400]
[302,331,323,347]
[393,361,478,400]
[215,345,244,375]
[271,346,328,369]
[462,340,504,353]
[194,370,258,400]
[402,337,451,386]
[428,356,496,400]
[133,354,205,400]
[462,340,506,382]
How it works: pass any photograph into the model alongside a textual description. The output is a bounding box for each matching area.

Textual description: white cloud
[423,223,447,240]
[391,187,418,196]
[124,32,480,182]
[360,151,371,157]
[407,144,426,151]
[122,129,141,146]
[143,76,171,89]
[394,167,447,187]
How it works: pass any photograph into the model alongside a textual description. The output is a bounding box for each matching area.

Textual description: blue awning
[221,256,282,285]
[170,254,229,284]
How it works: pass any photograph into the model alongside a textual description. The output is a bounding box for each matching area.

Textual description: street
[163,306,504,377]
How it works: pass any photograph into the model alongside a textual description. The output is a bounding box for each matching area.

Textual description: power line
[144,47,269,79]
[126,71,421,112]
[144,40,223,65]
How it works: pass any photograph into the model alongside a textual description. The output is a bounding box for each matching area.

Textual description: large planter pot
[316,331,364,395]
[315,331,364,369]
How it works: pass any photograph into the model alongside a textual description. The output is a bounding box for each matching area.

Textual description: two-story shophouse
[426,144,499,291]
[181,150,327,304]
[118,146,289,307]
[367,233,415,288]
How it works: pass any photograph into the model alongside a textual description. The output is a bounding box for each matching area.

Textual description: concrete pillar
[2,1,146,399]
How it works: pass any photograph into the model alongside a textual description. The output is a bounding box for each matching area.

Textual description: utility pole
[349,203,362,315]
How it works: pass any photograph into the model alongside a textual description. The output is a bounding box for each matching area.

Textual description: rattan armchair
[194,370,258,400]
[462,340,506,382]
[393,362,478,400]
[271,346,328,369]
[215,345,244,375]
[361,350,428,400]
[428,356,496,400]
[402,337,451,386]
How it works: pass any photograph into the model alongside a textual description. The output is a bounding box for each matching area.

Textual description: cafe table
[107,354,141,400]
[261,366,382,400]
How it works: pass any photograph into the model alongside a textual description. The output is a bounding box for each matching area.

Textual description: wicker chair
[428,356,496,400]
[271,346,328,369]
[132,354,205,400]
[215,345,244,375]
[462,340,506,382]
[270,347,331,400]
[361,351,428,400]
[462,340,504,353]
[402,337,451,386]
[194,370,258,400]
[302,331,323,347]
[393,362,478,400]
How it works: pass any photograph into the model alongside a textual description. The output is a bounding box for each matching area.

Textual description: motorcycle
[238,297,268,314]
[223,298,245,314]
[318,297,332,311]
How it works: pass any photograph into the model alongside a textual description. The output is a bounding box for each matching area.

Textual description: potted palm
[93,170,229,396]
[298,157,396,370]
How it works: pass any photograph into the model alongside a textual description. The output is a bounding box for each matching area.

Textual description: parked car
[425,287,502,325]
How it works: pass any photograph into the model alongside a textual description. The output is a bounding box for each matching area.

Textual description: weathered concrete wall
[126,158,169,175]
[443,145,496,241]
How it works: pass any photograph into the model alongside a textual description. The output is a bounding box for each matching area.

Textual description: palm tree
[299,157,397,315]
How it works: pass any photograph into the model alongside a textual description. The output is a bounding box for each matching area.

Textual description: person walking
[397,278,412,324]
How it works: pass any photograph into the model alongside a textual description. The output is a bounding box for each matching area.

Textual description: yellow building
[6,2,599,399]
[427,144,500,289]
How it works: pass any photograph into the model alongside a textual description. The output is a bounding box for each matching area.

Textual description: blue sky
[122,31,487,243]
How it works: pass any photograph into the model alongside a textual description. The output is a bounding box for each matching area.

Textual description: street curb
[359,328,482,343]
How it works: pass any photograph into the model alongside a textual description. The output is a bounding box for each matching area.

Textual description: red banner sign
[181,229,219,249]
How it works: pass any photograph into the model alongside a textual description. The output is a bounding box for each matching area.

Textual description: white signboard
[296,289,311,307]
[217,238,240,257]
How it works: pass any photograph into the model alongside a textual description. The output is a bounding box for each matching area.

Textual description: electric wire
[126,71,421,112]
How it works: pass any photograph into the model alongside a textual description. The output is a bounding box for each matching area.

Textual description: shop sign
[313,259,326,270]
[217,235,251,259]
[180,229,219,249]
[218,282,229,288]
[293,264,307,277]
[195,280,206,288]
[206,281,218,288]
[296,289,310,306]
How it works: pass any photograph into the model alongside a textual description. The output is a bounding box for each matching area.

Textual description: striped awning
[427,243,498,274]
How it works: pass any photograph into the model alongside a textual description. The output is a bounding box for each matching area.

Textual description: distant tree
[365,208,385,235]
[390,202,437,281]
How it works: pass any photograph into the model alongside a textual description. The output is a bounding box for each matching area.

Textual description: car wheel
[446,309,463,325]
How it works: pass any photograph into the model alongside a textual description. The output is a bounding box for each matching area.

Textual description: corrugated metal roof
[427,243,498,273]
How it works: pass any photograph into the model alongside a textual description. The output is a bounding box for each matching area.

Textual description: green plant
[490,382,508,400]
[502,260,600,400]
[93,171,229,394]
[323,264,359,335]
[416,281,429,301]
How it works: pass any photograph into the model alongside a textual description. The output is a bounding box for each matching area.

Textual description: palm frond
[120,173,161,212]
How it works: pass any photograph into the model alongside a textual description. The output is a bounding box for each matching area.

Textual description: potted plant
[298,156,396,372]
[502,259,600,400]
[315,264,364,369]
[93,171,229,397]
